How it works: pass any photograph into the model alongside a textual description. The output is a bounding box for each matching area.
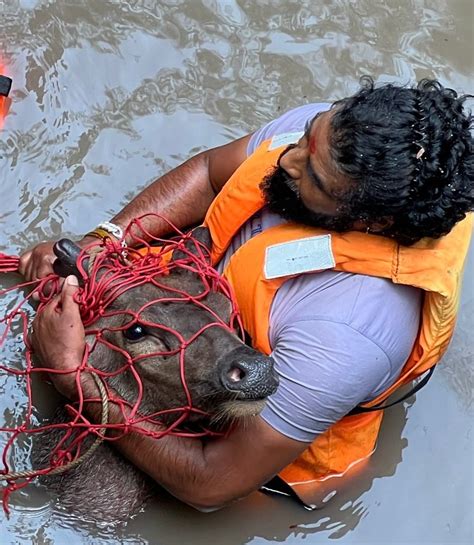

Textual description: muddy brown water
[0,1,472,544]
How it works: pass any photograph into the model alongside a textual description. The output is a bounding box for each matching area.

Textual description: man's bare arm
[112,134,253,243]
[83,385,307,511]
[19,134,252,280]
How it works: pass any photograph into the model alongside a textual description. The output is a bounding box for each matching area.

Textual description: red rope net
[0,214,243,512]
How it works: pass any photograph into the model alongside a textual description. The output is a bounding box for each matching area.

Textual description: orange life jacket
[204,138,472,505]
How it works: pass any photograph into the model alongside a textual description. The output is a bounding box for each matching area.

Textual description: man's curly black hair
[329,77,474,245]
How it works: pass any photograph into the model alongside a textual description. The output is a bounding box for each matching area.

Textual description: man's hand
[19,236,97,282]
[19,240,56,281]
[30,275,87,399]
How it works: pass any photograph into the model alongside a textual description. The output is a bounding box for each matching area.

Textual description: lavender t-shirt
[217,104,422,443]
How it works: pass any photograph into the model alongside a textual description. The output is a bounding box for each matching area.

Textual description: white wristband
[97,221,126,247]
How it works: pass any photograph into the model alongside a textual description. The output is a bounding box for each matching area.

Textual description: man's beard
[260,165,354,232]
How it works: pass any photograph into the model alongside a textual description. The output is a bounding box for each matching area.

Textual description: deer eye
[122,324,148,342]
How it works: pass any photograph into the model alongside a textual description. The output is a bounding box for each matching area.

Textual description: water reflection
[122,400,410,544]
[0,0,472,543]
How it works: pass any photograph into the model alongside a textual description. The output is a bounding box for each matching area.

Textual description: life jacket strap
[348,366,435,416]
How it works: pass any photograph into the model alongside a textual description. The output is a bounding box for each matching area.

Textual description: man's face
[261,109,356,231]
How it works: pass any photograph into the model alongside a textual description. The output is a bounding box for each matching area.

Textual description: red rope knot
[52,450,72,466]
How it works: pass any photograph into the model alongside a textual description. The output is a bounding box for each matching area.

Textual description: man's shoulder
[247,103,332,156]
[270,270,422,367]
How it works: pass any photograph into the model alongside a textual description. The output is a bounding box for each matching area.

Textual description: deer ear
[53,239,89,280]
[171,226,212,264]
[190,226,212,249]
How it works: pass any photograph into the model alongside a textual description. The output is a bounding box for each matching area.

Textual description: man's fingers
[61,275,80,312]
[18,252,31,276]
[18,241,57,281]
[40,292,62,317]
[24,260,35,283]
[37,266,54,281]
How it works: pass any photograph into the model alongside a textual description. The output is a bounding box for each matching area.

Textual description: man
[24,79,473,510]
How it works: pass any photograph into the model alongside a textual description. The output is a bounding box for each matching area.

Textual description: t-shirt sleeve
[260,319,392,443]
[247,102,332,156]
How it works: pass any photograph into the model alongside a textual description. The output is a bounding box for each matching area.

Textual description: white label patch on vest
[268,131,304,150]
[264,235,335,279]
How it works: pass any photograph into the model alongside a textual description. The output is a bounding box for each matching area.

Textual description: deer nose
[218,347,279,399]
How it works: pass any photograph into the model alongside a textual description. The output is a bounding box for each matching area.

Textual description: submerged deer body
[33,228,278,523]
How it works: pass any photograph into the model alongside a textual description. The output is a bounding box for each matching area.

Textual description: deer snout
[218,347,279,400]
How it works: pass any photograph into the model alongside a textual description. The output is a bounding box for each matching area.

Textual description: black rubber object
[53,238,88,280]
[0,75,12,97]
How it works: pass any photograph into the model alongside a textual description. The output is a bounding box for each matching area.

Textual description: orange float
[0,72,12,130]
